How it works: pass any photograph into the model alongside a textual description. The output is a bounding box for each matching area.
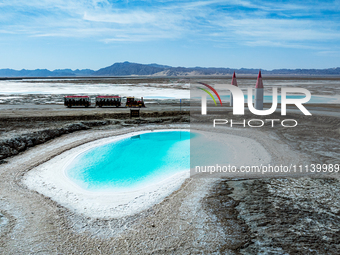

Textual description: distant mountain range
[1,61,340,77]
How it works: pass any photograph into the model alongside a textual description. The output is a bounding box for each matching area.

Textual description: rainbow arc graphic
[197,82,223,106]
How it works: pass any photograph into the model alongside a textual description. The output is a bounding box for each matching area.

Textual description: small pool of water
[66,131,193,191]
[66,130,234,192]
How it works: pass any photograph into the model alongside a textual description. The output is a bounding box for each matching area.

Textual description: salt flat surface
[0,80,190,99]
[1,79,339,102]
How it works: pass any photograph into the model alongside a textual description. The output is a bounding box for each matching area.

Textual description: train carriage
[96,95,121,107]
[64,96,90,108]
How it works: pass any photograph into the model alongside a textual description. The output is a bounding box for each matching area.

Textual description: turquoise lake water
[66,131,193,191]
[66,130,234,191]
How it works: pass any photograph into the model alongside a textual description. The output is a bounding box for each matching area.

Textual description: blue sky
[0,0,339,70]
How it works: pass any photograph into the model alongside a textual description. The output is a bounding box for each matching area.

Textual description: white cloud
[316,50,340,56]
[83,11,157,24]
[0,0,339,50]
[207,13,340,49]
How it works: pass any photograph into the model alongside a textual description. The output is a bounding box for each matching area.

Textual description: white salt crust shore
[23,128,272,218]
[23,129,190,218]
[190,129,272,179]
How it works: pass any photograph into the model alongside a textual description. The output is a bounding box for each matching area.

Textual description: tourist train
[64,95,145,108]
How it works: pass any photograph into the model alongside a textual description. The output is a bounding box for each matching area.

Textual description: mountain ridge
[1,61,340,77]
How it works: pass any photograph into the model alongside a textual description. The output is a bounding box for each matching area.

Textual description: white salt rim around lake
[22,129,271,218]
